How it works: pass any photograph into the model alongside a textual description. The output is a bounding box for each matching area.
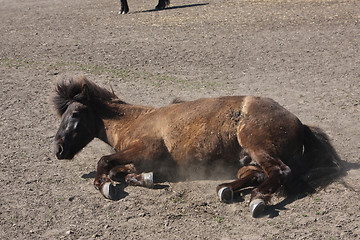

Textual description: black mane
[52,76,125,116]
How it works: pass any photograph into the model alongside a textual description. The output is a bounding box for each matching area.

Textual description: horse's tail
[301,125,342,182]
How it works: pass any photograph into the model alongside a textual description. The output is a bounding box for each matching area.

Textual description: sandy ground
[1,0,359,239]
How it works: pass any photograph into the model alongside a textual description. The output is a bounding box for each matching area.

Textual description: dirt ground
[1,0,359,239]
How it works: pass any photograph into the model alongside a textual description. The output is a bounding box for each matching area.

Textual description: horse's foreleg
[94,154,132,190]
[98,169,154,199]
[217,165,266,203]
[94,142,149,198]
[125,172,154,188]
[108,164,154,188]
[108,164,136,182]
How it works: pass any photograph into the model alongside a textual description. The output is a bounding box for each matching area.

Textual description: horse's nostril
[56,144,64,157]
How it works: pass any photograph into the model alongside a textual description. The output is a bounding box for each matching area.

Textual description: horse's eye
[72,111,80,118]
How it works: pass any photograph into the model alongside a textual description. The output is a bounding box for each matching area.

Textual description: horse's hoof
[142,172,154,188]
[118,9,128,14]
[101,182,115,199]
[218,187,233,203]
[249,199,265,218]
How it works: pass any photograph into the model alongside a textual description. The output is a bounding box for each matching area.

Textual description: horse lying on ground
[118,0,170,14]
[52,76,341,217]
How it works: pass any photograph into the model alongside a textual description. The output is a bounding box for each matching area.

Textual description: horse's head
[52,76,120,159]
[53,77,98,160]
[54,101,98,159]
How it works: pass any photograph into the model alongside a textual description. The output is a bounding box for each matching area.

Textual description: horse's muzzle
[55,143,66,159]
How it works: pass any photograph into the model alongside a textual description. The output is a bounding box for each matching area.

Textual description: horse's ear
[82,83,90,102]
[74,83,90,103]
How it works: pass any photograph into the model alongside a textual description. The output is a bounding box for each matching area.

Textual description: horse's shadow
[133,3,209,14]
[82,171,96,179]
[262,159,360,218]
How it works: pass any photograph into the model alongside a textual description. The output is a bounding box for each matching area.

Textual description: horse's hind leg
[217,165,266,203]
[248,151,292,217]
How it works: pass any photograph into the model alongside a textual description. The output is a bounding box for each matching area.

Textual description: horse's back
[155,96,247,165]
[127,96,304,167]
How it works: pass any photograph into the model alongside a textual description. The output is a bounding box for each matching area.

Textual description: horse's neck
[96,103,155,149]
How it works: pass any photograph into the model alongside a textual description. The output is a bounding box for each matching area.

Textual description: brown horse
[119,0,170,14]
[52,76,341,217]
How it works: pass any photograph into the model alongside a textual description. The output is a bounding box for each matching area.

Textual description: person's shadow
[134,3,209,14]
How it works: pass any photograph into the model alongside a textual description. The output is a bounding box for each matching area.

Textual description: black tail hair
[284,125,342,195]
[302,125,341,177]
